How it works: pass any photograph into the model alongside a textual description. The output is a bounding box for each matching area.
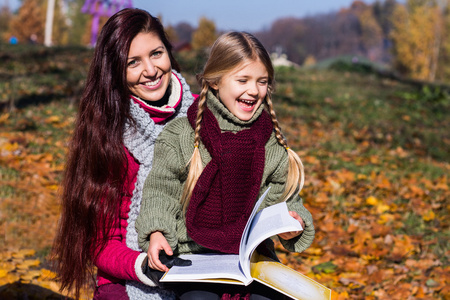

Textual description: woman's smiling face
[126,32,172,102]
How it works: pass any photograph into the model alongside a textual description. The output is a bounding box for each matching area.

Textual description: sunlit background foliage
[0,0,449,299]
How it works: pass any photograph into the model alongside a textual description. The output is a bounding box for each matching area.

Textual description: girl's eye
[259,80,268,85]
[237,79,247,83]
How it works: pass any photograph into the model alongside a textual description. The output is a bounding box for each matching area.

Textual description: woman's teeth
[144,78,160,86]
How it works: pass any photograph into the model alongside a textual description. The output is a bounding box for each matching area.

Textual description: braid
[193,84,209,147]
[265,91,286,147]
[180,82,209,212]
[265,93,305,201]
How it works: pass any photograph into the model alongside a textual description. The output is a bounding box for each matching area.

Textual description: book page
[160,253,251,285]
[238,188,270,273]
[239,188,271,255]
[251,255,331,300]
[240,201,303,279]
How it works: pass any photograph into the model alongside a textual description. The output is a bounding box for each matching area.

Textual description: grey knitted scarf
[123,71,194,299]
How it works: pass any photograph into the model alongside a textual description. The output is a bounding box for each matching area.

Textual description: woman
[52,8,195,300]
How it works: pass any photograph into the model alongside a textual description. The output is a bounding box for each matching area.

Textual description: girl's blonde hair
[181,31,304,212]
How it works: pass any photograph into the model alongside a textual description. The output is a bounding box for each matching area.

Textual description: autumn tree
[348,1,384,61]
[173,22,195,43]
[257,1,386,65]
[50,0,70,45]
[302,54,317,67]
[373,0,397,36]
[390,0,444,80]
[154,14,177,44]
[0,5,13,43]
[191,17,217,50]
[65,0,90,45]
[9,0,45,44]
[164,25,179,45]
[256,17,305,63]
[436,0,450,81]
[373,0,398,61]
[332,9,363,56]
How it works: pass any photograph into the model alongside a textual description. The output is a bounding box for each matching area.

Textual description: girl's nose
[247,83,259,97]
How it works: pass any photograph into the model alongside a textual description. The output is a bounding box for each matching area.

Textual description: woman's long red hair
[51,8,180,298]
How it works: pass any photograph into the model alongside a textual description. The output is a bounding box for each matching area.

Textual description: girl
[51,8,196,300]
[136,31,315,299]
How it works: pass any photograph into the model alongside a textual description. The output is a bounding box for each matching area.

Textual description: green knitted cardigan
[136,91,315,255]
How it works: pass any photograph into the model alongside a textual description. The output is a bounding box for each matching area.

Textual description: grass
[274,66,449,163]
[0,44,92,110]
[0,45,449,299]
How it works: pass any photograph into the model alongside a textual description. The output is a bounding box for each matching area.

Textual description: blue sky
[133,0,375,31]
[8,0,404,32]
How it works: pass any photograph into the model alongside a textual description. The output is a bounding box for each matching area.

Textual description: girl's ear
[209,81,219,90]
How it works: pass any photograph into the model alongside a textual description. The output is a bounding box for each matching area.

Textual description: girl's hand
[278,211,305,240]
[147,231,173,272]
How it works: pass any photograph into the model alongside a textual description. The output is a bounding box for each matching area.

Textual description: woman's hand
[278,211,305,240]
[147,231,173,272]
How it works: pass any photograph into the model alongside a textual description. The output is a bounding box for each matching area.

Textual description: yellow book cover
[250,254,331,300]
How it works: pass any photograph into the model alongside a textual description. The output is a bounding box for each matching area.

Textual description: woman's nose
[143,60,157,77]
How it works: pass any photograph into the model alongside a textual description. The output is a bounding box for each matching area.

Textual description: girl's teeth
[240,99,254,105]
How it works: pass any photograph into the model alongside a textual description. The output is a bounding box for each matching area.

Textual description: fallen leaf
[366,196,378,206]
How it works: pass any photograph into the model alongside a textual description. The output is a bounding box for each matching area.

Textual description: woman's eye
[152,51,163,57]
[238,79,247,83]
[127,59,138,67]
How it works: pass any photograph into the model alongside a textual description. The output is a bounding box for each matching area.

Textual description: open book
[160,188,332,300]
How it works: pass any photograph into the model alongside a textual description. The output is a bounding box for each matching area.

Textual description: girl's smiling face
[212,59,269,121]
[126,32,172,102]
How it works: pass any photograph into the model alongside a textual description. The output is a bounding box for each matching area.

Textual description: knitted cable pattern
[124,71,194,299]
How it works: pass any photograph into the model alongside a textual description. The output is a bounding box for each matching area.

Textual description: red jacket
[93,72,197,287]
